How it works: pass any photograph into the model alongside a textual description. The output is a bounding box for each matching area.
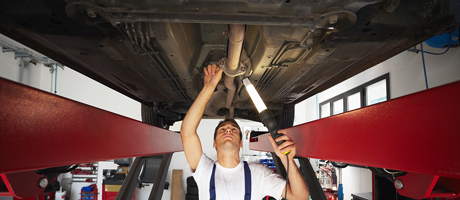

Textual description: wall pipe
[54,64,58,94]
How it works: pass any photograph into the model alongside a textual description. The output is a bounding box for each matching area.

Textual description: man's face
[213,121,243,150]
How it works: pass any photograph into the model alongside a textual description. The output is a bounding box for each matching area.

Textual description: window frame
[319,73,390,118]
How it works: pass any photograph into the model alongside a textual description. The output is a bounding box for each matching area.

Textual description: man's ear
[240,140,243,149]
[213,140,216,148]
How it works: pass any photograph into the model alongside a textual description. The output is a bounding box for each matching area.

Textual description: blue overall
[209,161,251,200]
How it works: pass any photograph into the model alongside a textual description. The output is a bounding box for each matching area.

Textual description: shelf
[73,181,96,183]
[72,175,97,178]
[77,167,95,170]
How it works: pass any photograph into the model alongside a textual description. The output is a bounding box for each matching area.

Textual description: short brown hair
[213,119,242,141]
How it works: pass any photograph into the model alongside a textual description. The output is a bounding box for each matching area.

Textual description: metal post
[298,158,327,200]
[148,153,173,200]
[338,168,343,200]
[115,157,145,200]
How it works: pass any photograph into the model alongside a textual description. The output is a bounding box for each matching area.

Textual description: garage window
[366,79,388,106]
[321,102,331,118]
[333,99,344,115]
[320,74,390,118]
[347,92,361,111]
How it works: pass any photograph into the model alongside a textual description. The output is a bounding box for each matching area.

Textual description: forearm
[268,131,309,199]
[181,85,216,135]
[283,158,310,200]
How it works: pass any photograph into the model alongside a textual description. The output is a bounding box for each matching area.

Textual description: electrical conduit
[54,64,58,94]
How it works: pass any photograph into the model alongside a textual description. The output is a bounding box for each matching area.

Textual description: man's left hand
[268,130,297,161]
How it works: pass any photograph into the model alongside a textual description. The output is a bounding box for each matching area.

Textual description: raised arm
[268,130,310,200]
[180,64,222,171]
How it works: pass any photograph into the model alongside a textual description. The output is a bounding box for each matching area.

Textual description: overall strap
[209,163,217,200]
[209,162,252,200]
[243,161,252,200]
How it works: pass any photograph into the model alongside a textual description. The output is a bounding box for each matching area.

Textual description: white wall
[52,67,141,120]
[0,35,49,91]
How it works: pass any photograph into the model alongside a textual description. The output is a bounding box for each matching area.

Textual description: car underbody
[0,0,458,125]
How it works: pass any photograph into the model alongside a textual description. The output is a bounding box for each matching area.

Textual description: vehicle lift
[1,76,459,200]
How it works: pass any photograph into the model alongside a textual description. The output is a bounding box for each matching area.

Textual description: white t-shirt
[189,153,286,200]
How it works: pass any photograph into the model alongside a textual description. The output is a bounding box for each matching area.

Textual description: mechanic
[180,64,309,200]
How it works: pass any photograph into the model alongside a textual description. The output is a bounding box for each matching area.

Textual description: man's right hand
[203,64,222,87]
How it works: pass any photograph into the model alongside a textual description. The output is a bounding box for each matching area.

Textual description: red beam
[0,78,183,174]
[395,173,460,199]
[1,171,48,198]
[250,80,460,179]
[0,174,16,197]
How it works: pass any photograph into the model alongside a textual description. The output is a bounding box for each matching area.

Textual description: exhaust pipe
[224,24,245,116]
[226,24,245,71]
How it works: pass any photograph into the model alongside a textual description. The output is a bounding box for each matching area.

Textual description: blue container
[82,186,94,192]
[425,28,459,48]
[260,159,274,164]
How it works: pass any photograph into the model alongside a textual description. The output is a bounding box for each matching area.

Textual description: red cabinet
[102,185,135,200]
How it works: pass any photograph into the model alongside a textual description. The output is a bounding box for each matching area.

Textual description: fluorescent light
[242,78,267,113]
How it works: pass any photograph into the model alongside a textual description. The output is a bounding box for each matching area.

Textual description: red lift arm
[0,77,183,174]
[250,80,460,199]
